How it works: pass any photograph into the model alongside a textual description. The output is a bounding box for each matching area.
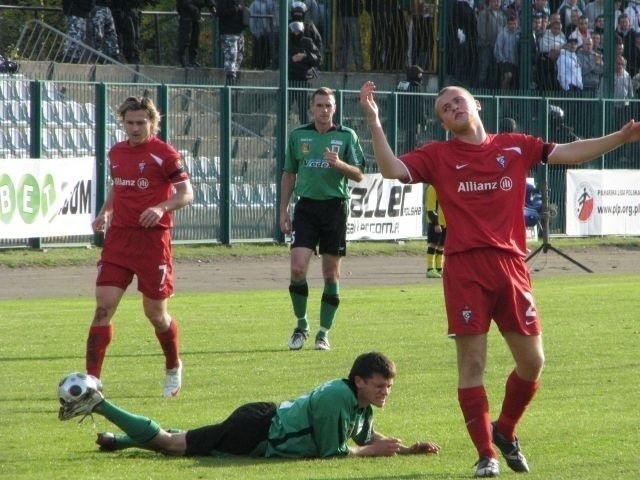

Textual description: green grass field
[1,274,638,479]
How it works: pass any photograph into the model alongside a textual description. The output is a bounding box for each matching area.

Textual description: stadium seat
[83,128,95,151]
[42,82,62,101]
[66,128,92,155]
[6,127,29,157]
[42,128,73,157]
[8,100,30,127]
[52,101,75,128]
[41,101,62,126]
[64,100,89,127]
[0,130,15,157]
[84,102,96,125]
[0,101,13,126]
[13,80,30,101]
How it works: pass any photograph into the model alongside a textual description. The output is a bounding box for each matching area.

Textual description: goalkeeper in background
[424,184,446,279]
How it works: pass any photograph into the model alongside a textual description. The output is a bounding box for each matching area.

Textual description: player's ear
[475,100,482,111]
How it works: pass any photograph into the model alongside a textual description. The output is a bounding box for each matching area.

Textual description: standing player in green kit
[279,87,365,351]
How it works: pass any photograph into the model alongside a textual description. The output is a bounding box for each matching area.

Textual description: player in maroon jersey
[360,82,640,477]
[86,96,193,398]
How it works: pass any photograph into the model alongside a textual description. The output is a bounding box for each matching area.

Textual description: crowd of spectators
[56,1,438,74]
[49,0,640,106]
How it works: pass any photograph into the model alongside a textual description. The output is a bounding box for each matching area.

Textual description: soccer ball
[57,372,101,405]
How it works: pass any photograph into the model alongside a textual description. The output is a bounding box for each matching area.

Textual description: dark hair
[348,352,396,383]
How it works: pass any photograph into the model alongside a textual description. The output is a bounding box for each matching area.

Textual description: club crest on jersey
[138,162,146,173]
[496,155,506,168]
[301,143,310,153]
[460,307,473,324]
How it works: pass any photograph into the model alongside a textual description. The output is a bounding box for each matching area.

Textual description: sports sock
[86,324,113,378]
[426,246,436,270]
[95,400,160,445]
[110,433,138,450]
[156,319,180,370]
[497,370,540,441]
[289,279,309,331]
[435,249,444,271]
[319,281,340,334]
[458,386,495,459]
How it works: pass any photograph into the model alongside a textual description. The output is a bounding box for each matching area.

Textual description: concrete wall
[17,60,439,93]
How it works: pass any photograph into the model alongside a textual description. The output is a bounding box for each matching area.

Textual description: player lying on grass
[58,352,441,458]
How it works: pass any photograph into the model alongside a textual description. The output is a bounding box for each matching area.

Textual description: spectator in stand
[558,0,583,34]
[591,13,605,35]
[616,13,636,63]
[176,0,216,68]
[626,32,640,77]
[505,0,522,22]
[62,0,94,63]
[87,0,120,60]
[591,31,603,54]
[451,0,479,86]
[577,36,603,95]
[477,0,507,88]
[613,55,634,163]
[287,21,321,125]
[557,37,583,92]
[532,0,550,17]
[290,1,323,65]
[564,7,582,36]
[537,20,566,90]
[265,0,280,69]
[584,0,603,28]
[568,15,590,47]
[217,0,247,84]
[111,0,144,64]
[414,1,436,69]
[494,15,520,90]
[625,0,640,31]
[398,65,427,151]
[531,12,545,85]
[336,0,364,72]
[249,0,271,69]
[292,0,321,27]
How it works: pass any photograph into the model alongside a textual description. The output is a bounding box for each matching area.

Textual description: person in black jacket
[290,1,322,61]
[62,0,95,63]
[288,21,320,124]
[176,0,216,67]
[217,0,246,83]
[111,0,144,63]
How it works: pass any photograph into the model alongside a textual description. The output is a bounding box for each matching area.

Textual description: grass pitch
[0,274,637,479]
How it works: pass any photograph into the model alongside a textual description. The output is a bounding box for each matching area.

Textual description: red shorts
[443,248,541,336]
[97,227,174,300]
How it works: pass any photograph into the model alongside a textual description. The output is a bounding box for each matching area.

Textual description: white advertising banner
[566,169,640,235]
[347,173,424,240]
[0,157,96,239]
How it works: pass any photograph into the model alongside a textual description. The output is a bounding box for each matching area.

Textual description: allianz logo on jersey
[113,177,150,189]
[457,176,513,193]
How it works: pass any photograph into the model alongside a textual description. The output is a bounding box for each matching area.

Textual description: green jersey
[264,378,374,458]
[284,123,365,200]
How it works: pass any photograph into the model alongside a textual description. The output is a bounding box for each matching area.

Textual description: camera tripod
[525,177,593,273]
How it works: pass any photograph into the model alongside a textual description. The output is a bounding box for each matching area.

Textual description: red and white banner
[0,157,96,239]
[347,174,424,240]
[566,169,640,235]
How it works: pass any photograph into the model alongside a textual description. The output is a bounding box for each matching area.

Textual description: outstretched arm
[359,82,411,181]
[549,120,640,165]
[349,432,440,457]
